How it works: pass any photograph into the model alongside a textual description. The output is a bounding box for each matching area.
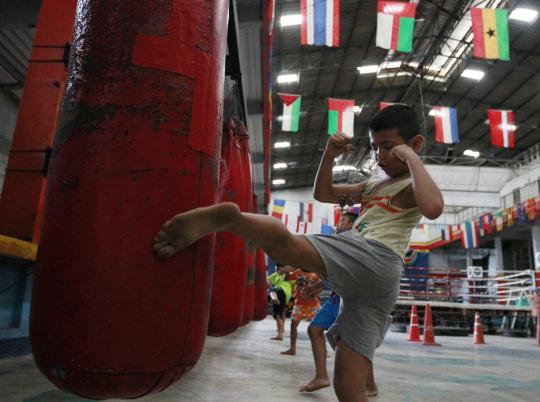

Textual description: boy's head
[368,104,424,178]
[336,211,358,233]
[276,263,293,274]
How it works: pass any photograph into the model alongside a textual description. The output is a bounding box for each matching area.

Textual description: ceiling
[1,0,539,195]
[270,0,540,190]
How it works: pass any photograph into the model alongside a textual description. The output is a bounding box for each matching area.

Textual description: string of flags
[275,2,518,147]
[435,196,540,249]
[296,1,511,64]
[277,93,519,148]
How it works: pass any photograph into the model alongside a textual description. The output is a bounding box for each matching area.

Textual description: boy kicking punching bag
[30,0,229,399]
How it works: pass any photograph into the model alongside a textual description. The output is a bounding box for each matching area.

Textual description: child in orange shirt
[280,269,321,356]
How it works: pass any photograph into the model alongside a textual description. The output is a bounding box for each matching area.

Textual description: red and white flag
[296,217,309,234]
[488,109,515,148]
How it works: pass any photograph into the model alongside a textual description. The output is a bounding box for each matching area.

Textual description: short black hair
[342,212,358,222]
[368,104,421,141]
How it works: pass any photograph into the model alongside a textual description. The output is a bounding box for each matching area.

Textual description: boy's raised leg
[154,203,327,277]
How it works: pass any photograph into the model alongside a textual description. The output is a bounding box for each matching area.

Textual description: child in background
[280,269,321,356]
[267,264,294,341]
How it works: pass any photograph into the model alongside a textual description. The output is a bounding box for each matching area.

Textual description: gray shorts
[304,230,403,362]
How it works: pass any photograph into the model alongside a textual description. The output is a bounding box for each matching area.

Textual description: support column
[531,225,540,270]
[494,235,505,274]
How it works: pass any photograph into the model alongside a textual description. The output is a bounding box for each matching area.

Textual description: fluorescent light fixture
[357,65,379,74]
[277,73,299,84]
[272,179,286,185]
[353,105,363,114]
[509,8,538,23]
[273,162,288,169]
[332,165,357,172]
[382,61,402,69]
[280,14,302,27]
[463,149,480,158]
[461,69,484,80]
[274,141,291,149]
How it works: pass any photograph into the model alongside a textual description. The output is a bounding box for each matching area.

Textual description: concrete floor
[1,317,540,402]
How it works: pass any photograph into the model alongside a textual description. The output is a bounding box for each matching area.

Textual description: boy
[298,210,377,397]
[154,105,444,402]
[280,268,321,356]
[267,263,294,341]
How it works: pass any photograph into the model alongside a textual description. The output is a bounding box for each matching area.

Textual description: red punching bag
[239,122,255,326]
[208,118,249,336]
[0,0,77,243]
[253,246,269,321]
[30,0,228,399]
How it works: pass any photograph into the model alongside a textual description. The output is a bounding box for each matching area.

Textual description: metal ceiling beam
[0,0,41,28]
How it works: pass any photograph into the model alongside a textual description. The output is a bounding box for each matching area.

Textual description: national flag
[301,0,340,47]
[376,1,416,53]
[488,109,515,148]
[478,217,485,237]
[432,106,459,144]
[461,221,479,249]
[492,209,503,231]
[441,225,452,241]
[321,216,333,234]
[525,198,537,221]
[505,207,514,227]
[517,202,526,224]
[296,216,308,234]
[481,214,493,235]
[328,98,355,137]
[299,202,314,223]
[334,205,342,226]
[471,7,510,61]
[278,93,301,132]
[271,199,286,220]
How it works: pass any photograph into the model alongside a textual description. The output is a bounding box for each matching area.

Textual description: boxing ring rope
[396,267,536,311]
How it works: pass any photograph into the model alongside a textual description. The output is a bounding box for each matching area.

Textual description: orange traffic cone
[422,303,440,346]
[408,305,421,342]
[473,312,486,344]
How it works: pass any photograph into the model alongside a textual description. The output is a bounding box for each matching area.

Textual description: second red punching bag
[30,0,228,399]
[208,118,249,336]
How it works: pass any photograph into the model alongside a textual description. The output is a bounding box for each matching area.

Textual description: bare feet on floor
[270,336,283,341]
[153,202,240,259]
[367,387,379,397]
[280,349,296,355]
[299,377,331,392]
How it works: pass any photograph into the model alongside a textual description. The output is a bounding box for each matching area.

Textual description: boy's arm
[391,145,444,220]
[314,132,367,204]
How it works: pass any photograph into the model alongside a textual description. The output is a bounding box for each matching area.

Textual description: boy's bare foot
[299,377,331,392]
[367,387,379,397]
[280,349,296,355]
[153,203,240,259]
[270,335,283,341]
